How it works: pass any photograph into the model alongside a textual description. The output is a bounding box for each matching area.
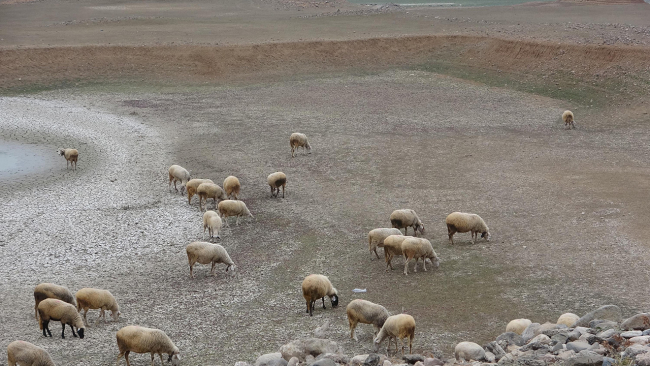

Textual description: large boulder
[521,323,542,343]
[454,342,486,361]
[564,350,604,366]
[506,319,532,335]
[621,314,650,331]
[484,341,506,361]
[280,339,341,362]
[558,313,580,328]
[576,305,622,327]
[256,353,288,366]
[637,352,650,366]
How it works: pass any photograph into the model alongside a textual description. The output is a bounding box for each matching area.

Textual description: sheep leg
[403,257,411,275]
[82,308,88,325]
[235,216,240,226]
[422,258,427,272]
[472,231,476,244]
[349,319,358,341]
[43,320,51,337]
[211,261,216,275]
[158,353,165,366]
[270,186,274,198]
[150,353,155,366]
[282,185,285,198]
[306,300,310,315]
[71,323,78,337]
[189,263,195,279]
[61,323,66,338]
[322,297,327,309]
[124,351,132,366]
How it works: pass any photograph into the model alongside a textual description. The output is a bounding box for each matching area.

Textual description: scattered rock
[621,331,644,338]
[455,342,486,361]
[423,358,444,366]
[558,313,580,328]
[602,357,615,366]
[363,353,381,366]
[484,351,496,363]
[280,339,340,362]
[576,305,622,327]
[316,353,349,364]
[621,313,650,331]
[496,332,524,347]
[256,353,288,366]
[383,361,392,366]
[402,355,424,364]
[484,341,506,361]
[595,329,617,339]
[637,352,650,366]
[564,350,604,366]
[589,320,618,330]
[566,341,591,353]
[287,357,299,366]
[630,336,650,345]
[351,355,369,366]
[521,323,541,343]
[310,359,336,366]
[413,362,424,366]
[557,350,577,361]
[236,362,253,366]
[529,334,551,344]
[313,320,330,338]
[623,344,650,358]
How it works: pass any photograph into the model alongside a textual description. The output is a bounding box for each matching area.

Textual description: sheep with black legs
[34,283,76,319]
[301,274,339,316]
[37,298,85,339]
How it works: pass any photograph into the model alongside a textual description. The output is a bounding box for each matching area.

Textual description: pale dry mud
[1,70,650,365]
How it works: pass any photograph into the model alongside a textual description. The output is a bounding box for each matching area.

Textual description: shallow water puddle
[0,140,56,180]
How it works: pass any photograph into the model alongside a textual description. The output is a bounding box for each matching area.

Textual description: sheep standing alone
[301,274,339,316]
[115,325,180,366]
[202,211,222,241]
[37,298,85,339]
[75,288,121,325]
[197,183,226,211]
[186,241,235,278]
[346,299,390,341]
[383,234,409,271]
[390,209,425,237]
[185,178,214,205]
[57,148,78,171]
[373,314,415,355]
[218,200,253,226]
[290,132,312,158]
[223,176,241,200]
[445,212,490,245]
[401,237,440,275]
[267,172,287,198]
[562,110,575,129]
[167,165,190,194]
[7,340,55,366]
[368,228,403,260]
[34,283,76,319]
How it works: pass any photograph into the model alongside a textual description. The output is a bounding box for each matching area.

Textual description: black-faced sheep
[373,314,415,355]
[37,298,85,339]
[197,183,226,211]
[185,178,214,205]
[115,325,180,366]
[217,200,253,226]
[346,299,390,342]
[186,241,235,278]
[7,340,56,366]
[390,209,425,237]
[562,110,575,129]
[57,148,78,171]
[167,165,190,194]
[34,283,76,319]
[202,211,222,241]
[401,237,440,275]
[383,234,409,271]
[301,274,339,316]
[290,133,312,158]
[445,212,490,245]
[75,288,121,325]
[223,176,241,200]
[267,172,287,198]
[368,228,403,260]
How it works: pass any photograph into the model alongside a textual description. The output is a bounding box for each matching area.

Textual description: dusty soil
[1,0,650,365]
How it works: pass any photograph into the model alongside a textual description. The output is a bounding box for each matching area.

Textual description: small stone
[586,335,605,345]
[564,350,604,366]
[630,336,650,345]
[623,344,650,358]
[645,330,650,336]
[602,357,615,366]
[287,358,299,366]
[402,355,424,364]
[255,353,288,366]
[590,320,618,330]
[567,330,582,342]
[566,341,591,353]
[413,362,424,366]
[423,358,443,366]
[637,352,650,366]
[383,361,392,366]
[595,329,617,339]
[529,334,551,344]
[622,331,644,338]
[455,342,486,361]
[521,323,542,343]
[364,354,381,366]
[496,332,524,347]
[484,352,495,363]
[350,355,369,366]
[310,359,336,366]
[484,341,505,361]
[557,350,577,361]
[236,362,253,366]
[621,313,650,331]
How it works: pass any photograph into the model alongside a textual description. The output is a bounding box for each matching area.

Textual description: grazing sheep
[401,237,440,276]
[34,283,76,319]
[197,183,226,211]
[75,288,121,325]
[267,172,287,198]
[383,234,409,271]
[301,274,339,316]
[217,200,253,226]
[346,299,390,341]
[290,132,312,158]
[373,314,415,355]
[506,318,532,335]
[37,298,85,339]
[446,212,490,245]
[556,313,579,328]
[202,211,222,241]
[167,165,190,194]
[390,209,425,237]
[186,241,235,278]
[185,178,214,205]
[368,228,404,260]
[562,110,575,129]
[7,340,55,366]
[57,148,78,171]
[223,176,241,200]
[115,325,180,366]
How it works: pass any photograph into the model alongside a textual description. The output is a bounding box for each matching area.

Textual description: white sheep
[290,132,312,158]
[185,178,214,205]
[301,274,339,316]
[445,212,490,245]
[7,340,55,366]
[186,241,235,278]
[390,209,425,237]
[57,148,78,171]
[223,176,241,200]
[401,237,440,276]
[506,318,532,335]
[37,298,85,339]
[346,299,390,341]
[217,200,253,226]
[383,234,409,271]
[562,110,575,129]
[202,211,222,241]
[373,314,415,355]
[167,165,190,194]
[115,325,180,366]
[34,283,77,319]
[368,228,403,260]
[75,288,121,325]
[267,172,287,198]
[197,183,226,211]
